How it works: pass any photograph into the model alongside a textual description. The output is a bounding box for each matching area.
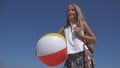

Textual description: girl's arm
[74,22,97,44]
[57,27,64,35]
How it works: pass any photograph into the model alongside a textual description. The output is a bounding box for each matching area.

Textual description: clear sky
[0,0,120,68]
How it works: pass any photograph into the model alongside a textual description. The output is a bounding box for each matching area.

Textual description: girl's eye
[67,9,75,12]
[71,9,75,11]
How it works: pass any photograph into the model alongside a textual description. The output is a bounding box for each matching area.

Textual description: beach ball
[36,33,67,66]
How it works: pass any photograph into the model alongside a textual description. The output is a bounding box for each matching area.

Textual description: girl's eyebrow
[67,9,75,12]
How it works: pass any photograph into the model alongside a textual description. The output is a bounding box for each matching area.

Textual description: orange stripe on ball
[38,48,67,66]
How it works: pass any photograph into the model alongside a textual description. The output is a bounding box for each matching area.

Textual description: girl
[58,3,97,68]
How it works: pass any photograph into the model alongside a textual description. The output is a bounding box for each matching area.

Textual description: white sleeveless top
[64,25,88,54]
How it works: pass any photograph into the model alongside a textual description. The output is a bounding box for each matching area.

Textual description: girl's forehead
[67,5,75,9]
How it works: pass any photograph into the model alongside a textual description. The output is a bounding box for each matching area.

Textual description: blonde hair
[66,3,85,30]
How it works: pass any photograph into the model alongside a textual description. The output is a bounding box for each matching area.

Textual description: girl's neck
[69,20,77,25]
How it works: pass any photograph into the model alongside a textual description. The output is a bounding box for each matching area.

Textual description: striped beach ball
[36,33,67,66]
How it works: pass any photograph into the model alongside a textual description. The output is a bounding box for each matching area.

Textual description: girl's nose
[69,10,73,12]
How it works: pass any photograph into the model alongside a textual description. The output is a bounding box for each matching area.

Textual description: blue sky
[0,0,120,68]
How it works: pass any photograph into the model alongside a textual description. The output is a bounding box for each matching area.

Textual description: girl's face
[66,5,77,22]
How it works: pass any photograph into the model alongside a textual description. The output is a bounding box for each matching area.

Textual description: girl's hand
[73,25,80,33]
[73,25,83,40]
[69,22,81,33]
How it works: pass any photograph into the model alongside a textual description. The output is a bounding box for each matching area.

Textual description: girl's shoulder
[82,21,89,30]
[63,25,69,29]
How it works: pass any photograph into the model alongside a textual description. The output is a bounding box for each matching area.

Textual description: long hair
[66,3,85,30]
